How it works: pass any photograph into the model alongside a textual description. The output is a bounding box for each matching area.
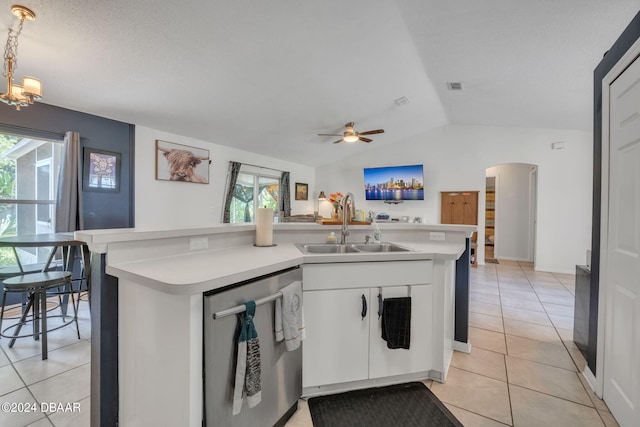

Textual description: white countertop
[107,241,465,295]
[76,222,476,253]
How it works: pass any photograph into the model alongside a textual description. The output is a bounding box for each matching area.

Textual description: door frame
[492,173,501,260]
[485,163,536,263]
[596,36,640,398]
[529,166,538,266]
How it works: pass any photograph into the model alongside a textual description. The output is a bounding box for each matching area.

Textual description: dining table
[0,232,91,315]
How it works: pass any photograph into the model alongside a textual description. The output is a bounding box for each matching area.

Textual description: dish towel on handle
[275,281,306,351]
[382,297,412,349]
[232,301,262,415]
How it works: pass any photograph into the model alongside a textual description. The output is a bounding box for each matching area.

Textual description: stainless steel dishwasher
[203,266,302,427]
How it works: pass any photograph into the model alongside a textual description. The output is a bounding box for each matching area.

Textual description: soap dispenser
[326,232,337,244]
[373,223,382,243]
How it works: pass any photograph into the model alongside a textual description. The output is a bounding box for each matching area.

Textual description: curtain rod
[239,162,285,173]
[0,123,65,142]
[0,124,89,142]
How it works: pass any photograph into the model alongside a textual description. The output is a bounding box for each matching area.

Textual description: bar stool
[0,271,79,360]
[0,263,61,313]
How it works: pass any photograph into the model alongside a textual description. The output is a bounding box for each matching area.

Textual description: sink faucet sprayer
[340,193,355,244]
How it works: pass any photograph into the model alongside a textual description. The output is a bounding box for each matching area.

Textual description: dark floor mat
[307,382,463,427]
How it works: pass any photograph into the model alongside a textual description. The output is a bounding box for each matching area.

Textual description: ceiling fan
[318,122,384,144]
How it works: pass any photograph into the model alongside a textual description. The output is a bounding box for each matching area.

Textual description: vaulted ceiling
[4,1,639,166]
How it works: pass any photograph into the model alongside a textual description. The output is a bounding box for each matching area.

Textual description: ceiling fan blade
[332,139,343,144]
[358,129,385,136]
[318,133,343,137]
[359,137,373,143]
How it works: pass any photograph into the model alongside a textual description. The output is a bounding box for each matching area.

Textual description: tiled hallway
[287,260,620,427]
[0,262,621,426]
[429,260,617,426]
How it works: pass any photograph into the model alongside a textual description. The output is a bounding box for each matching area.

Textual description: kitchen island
[76,222,474,427]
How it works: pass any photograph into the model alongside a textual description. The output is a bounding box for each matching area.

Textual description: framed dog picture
[295,182,308,200]
[155,140,211,184]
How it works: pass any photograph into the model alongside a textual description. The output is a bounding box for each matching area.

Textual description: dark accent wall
[590,10,640,374]
[90,254,119,427]
[454,239,471,344]
[0,102,135,229]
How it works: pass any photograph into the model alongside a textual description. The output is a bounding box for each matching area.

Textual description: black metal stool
[0,262,62,314]
[0,271,79,360]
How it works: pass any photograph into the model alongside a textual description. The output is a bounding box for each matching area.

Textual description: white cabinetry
[303,287,370,386]
[369,285,432,379]
[302,261,434,391]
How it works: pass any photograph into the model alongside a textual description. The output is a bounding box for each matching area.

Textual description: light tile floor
[0,295,91,427]
[286,261,620,427]
[0,263,621,426]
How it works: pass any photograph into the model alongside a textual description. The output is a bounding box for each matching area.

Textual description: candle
[255,208,274,246]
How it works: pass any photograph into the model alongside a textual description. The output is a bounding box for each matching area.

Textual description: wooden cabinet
[441,191,478,266]
[440,191,478,225]
[301,261,434,391]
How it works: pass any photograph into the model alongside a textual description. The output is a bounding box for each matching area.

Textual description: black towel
[381,297,411,349]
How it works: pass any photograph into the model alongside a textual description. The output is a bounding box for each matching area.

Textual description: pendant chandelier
[0,5,42,110]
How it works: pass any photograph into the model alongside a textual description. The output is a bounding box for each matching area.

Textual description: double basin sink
[296,242,412,254]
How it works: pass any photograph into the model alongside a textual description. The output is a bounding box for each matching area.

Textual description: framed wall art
[295,182,308,200]
[155,140,211,184]
[83,148,121,192]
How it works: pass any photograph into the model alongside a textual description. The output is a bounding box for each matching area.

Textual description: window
[229,171,280,223]
[0,132,63,267]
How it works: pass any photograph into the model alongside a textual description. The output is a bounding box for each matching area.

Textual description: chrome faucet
[340,192,355,244]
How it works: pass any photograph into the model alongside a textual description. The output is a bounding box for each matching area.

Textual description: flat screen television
[364,164,424,201]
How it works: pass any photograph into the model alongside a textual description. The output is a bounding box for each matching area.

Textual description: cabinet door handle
[361,294,367,320]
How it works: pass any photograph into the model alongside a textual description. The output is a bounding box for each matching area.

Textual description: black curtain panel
[280,171,291,217]
[222,161,242,223]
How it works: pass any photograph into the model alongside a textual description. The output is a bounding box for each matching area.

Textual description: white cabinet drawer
[302,260,432,291]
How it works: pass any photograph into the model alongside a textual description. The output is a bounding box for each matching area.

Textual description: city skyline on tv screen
[364,164,424,201]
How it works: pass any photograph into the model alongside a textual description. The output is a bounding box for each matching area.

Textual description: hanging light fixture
[0,5,42,110]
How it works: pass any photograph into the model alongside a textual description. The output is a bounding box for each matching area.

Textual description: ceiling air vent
[394,96,409,107]
[446,82,464,90]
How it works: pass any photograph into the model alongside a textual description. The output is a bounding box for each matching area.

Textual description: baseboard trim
[581,366,598,396]
[302,371,432,398]
[453,340,472,353]
[494,256,532,262]
[534,265,577,275]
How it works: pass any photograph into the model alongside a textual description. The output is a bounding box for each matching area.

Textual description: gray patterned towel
[232,301,262,415]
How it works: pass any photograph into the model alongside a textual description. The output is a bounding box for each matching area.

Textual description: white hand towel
[274,281,305,351]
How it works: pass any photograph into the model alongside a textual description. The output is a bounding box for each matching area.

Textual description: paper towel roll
[255,208,274,246]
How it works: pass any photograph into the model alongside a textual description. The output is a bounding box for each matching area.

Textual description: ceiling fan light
[343,135,359,143]
[21,76,42,99]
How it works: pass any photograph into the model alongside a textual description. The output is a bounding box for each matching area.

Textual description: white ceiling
[4,1,639,166]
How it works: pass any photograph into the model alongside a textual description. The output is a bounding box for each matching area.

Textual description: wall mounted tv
[364,164,424,201]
